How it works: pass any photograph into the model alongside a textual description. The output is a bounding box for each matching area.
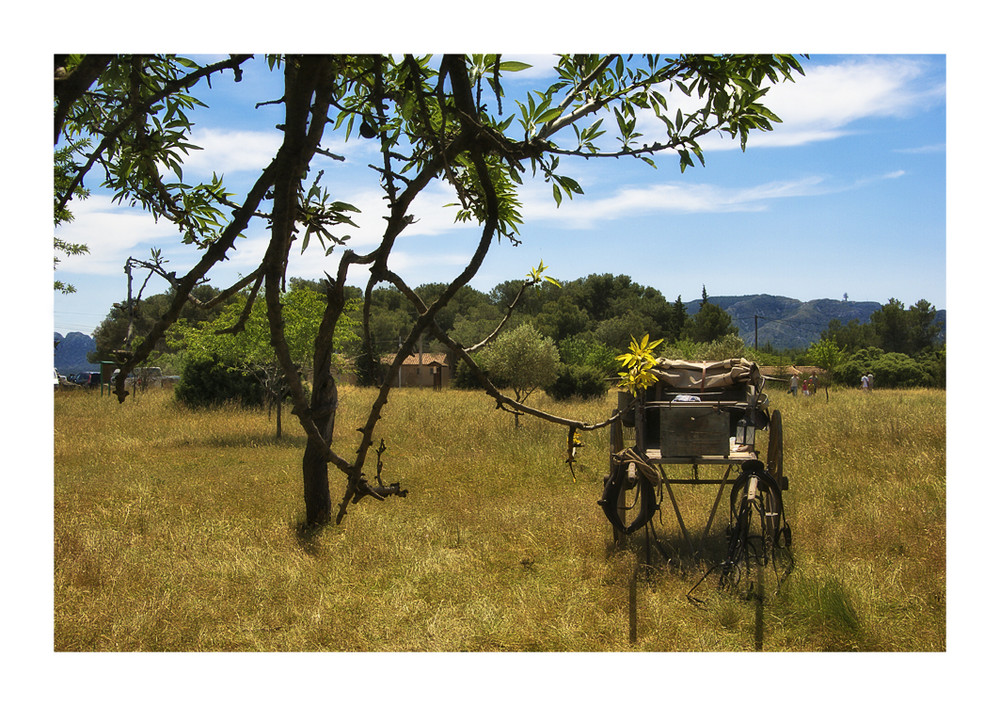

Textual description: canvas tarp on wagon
[651,358,762,392]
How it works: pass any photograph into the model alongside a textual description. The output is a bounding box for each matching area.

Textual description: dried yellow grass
[53,384,944,651]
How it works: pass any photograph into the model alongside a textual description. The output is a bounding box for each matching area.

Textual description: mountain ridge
[53,331,98,374]
[690,294,946,350]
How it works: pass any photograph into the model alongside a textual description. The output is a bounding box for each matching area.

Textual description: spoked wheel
[767,409,784,492]
[720,466,784,595]
[764,409,793,577]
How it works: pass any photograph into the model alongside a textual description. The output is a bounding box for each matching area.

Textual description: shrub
[871,352,932,388]
[451,353,497,390]
[833,347,935,388]
[174,356,266,408]
[558,335,618,376]
[916,348,946,388]
[478,323,559,403]
[546,363,609,400]
[659,333,746,362]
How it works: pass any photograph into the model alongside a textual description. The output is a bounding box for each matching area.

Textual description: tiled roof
[759,365,827,378]
[382,353,449,366]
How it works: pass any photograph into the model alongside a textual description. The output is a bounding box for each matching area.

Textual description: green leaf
[536,107,564,125]
[498,61,532,72]
[559,176,583,195]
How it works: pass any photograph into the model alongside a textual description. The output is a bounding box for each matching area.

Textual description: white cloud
[631,55,943,153]
[896,143,945,154]
[515,175,830,228]
[764,57,940,127]
[56,195,182,274]
[178,127,380,179]
[516,166,906,229]
[178,128,283,176]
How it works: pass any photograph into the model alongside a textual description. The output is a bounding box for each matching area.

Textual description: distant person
[789,373,799,396]
[867,372,874,392]
[861,374,869,392]
[809,373,818,392]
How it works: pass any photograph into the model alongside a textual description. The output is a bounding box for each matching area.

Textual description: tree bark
[302,390,335,525]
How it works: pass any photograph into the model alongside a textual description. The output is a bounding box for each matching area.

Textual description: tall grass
[53,384,944,651]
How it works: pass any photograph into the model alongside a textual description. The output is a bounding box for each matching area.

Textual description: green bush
[558,335,618,376]
[452,353,501,390]
[916,348,946,388]
[545,363,609,400]
[174,356,266,408]
[833,347,937,388]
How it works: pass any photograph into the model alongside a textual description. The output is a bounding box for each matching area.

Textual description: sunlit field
[53,383,944,651]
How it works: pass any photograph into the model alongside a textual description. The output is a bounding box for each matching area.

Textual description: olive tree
[54,53,804,526]
[479,322,560,427]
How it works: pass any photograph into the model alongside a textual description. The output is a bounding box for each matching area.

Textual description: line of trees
[91,275,746,401]
[90,275,945,410]
[805,298,945,388]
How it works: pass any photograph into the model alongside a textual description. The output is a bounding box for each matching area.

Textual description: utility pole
[754,315,758,351]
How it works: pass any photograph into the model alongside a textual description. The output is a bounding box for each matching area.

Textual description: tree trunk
[302,433,332,525]
[301,274,347,526]
[302,377,336,525]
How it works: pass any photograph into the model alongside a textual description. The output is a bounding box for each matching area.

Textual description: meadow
[53,383,945,652]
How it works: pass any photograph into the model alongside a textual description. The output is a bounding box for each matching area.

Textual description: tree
[479,323,560,426]
[666,296,689,342]
[55,53,804,526]
[804,337,845,372]
[869,298,911,355]
[169,282,360,436]
[686,302,738,342]
[905,299,943,353]
[91,283,222,365]
[822,298,943,358]
[821,317,876,352]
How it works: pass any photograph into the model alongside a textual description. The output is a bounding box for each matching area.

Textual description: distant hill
[54,332,97,374]
[686,295,947,350]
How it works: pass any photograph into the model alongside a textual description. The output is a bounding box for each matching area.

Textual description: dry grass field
[53,383,945,653]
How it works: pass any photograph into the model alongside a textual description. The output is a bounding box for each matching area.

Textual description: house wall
[398,363,450,388]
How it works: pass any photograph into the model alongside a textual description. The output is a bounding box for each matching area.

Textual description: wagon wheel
[721,467,783,593]
[762,409,785,545]
[764,409,793,578]
[766,409,784,490]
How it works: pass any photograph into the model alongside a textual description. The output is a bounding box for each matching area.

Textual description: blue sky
[52,53,946,337]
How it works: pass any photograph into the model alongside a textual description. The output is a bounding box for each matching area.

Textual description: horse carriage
[601,358,792,593]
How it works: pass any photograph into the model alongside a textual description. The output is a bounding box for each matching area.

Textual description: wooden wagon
[602,358,791,592]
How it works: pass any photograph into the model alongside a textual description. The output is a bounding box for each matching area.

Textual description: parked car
[72,372,102,387]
